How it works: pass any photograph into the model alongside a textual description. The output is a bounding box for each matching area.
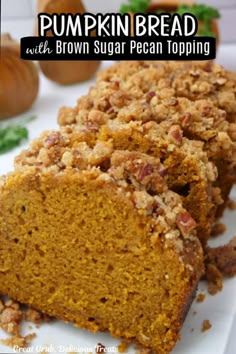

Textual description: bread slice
[58,60,236,216]
[97,60,236,214]
[57,117,221,245]
[0,131,203,353]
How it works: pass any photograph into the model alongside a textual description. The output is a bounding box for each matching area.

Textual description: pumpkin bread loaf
[0,131,203,354]
[57,119,221,245]
[58,60,236,216]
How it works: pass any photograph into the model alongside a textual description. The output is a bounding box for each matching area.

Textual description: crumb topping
[201,319,212,332]
[205,237,236,281]
[196,293,206,303]
[0,297,52,348]
[58,61,236,167]
[211,223,226,237]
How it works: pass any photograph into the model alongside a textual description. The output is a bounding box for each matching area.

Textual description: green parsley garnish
[0,125,28,154]
[120,0,150,14]
[0,116,36,154]
[177,4,220,37]
[120,2,220,37]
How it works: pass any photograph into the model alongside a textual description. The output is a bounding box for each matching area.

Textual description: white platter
[0,54,235,353]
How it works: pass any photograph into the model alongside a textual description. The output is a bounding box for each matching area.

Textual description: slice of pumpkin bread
[58,61,236,217]
[0,131,203,354]
[57,117,221,245]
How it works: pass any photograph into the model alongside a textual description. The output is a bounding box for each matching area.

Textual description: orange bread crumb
[201,320,212,332]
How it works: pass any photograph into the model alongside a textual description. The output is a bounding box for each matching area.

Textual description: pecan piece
[110,80,120,90]
[137,163,154,182]
[44,132,60,148]
[85,119,100,133]
[146,91,156,103]
[168,126,183,144]
[180,112,191,128]
[176,212,196,236]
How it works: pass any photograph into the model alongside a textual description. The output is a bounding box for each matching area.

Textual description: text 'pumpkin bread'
[0,131,203,353]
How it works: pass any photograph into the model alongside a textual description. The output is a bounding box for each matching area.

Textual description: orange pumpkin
[0,34,39,119]
[36,0,101,85]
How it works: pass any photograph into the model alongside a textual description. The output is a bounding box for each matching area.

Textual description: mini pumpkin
[0,34,39,119]
[36,0,101,85]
